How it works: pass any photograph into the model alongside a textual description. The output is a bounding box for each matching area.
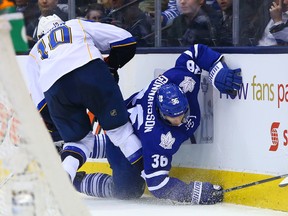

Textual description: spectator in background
[163,0,221,47]
[139,0,180,26]
[161,0,180,26]
[257,0,288,46]
[233,0,271,46]
[26,0,68,47]
[15,0,40,47]
[37,0,68,19]
[217,0,255,46]
[268,0,288,44]
[85,3,105,22]
[107,0,153,46]
[216,0,233,46]
[139,0,168,12]
[206,0,220,10]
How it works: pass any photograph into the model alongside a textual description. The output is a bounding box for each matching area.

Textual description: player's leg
[105,136,145,199]
[44,72,95,182]
[73,171,114,198]
[81,59,142,164]
[73,134,144,199]
[72,134,112,198]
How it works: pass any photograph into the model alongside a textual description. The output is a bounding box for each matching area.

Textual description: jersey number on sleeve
[187,60,201,74]
[37,25,72,59]
[151,154,168,168]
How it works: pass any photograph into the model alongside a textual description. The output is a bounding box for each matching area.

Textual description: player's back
[29,18,133,92]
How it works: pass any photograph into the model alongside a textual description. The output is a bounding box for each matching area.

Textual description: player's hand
[104,56,119,83]
[189,181,223,205]
[209,61,242,98]
[110,68,119,83]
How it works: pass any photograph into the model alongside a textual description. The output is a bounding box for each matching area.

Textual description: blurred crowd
[12,0,288,48]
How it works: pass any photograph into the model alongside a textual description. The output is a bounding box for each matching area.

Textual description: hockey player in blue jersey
[73,43,242,204]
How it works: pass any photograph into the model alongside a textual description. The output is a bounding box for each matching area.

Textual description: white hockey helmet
[37,14,64,39]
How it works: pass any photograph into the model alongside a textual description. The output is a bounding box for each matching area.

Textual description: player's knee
[106,122,133,147]
[106,122,142,163]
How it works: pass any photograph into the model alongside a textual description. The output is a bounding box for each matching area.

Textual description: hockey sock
[90,134,107,159]
[62,156,79,181]
[73,172,114,198]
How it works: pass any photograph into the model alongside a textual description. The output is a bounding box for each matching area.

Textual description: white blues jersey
[27,18,135,109]
[125,44,222,201]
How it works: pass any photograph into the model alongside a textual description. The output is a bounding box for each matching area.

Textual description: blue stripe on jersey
[37,98,47,111]
[110,37,136,48]
[129,149,143,164]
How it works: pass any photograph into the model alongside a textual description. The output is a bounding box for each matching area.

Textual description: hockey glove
[209,61,242,97]
[104,56,119,83]
[110,68,119,83]
[190,181,223,205]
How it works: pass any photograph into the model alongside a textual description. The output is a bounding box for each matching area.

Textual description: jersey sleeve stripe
[110,38,137,48]
[143,170,169,178]
[147,177,169,191]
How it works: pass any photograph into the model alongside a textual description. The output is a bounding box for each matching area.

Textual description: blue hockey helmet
[156,83,188,117]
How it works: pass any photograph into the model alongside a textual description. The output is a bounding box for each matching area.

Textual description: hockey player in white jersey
[27,14,143,182]
[74,44,242,204]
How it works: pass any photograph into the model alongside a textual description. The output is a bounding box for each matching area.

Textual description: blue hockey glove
[190,181,223,205]
[209,61,242,97]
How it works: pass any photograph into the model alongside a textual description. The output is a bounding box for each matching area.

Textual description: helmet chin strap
[158,106,190,126]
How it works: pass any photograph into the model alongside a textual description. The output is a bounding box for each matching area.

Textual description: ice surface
[83,195,288,216]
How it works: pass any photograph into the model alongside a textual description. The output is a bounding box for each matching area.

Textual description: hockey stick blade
[279,176,288,187]
[223,173,288,193]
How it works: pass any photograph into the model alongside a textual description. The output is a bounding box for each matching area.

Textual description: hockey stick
[222,173,288,193]
[279,176,288,187]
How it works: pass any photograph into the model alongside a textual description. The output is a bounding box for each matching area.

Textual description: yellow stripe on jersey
[78,19,93,60]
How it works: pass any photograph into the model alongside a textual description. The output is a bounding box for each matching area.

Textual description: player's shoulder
[67,18,105,26]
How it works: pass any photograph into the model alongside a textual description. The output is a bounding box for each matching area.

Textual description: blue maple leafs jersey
[125,44,222,202]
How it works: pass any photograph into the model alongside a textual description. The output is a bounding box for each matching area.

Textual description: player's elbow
[146,176,170,199]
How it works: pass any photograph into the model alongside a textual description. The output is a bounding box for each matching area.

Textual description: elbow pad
[107,43,137,70]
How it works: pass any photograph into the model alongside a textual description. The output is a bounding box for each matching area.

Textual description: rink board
[80,161,288,212]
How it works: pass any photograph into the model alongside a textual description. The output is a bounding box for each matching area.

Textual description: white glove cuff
[209,61,224,88]
[191,181,203,204]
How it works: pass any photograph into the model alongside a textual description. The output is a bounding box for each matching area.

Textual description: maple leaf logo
[159,132,175,149]
[179,76,196,93]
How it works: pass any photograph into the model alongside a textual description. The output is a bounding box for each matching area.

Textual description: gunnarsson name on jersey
[144,75,168,133]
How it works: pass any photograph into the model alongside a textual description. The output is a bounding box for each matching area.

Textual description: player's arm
[82,20,137,82]
[143,150,223,204]
[175,44,242,97]
[103,41,136,83]
[82,20,137,69]
[105,40,136,70]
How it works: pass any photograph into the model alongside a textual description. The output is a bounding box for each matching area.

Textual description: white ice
[83,195,288,216]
